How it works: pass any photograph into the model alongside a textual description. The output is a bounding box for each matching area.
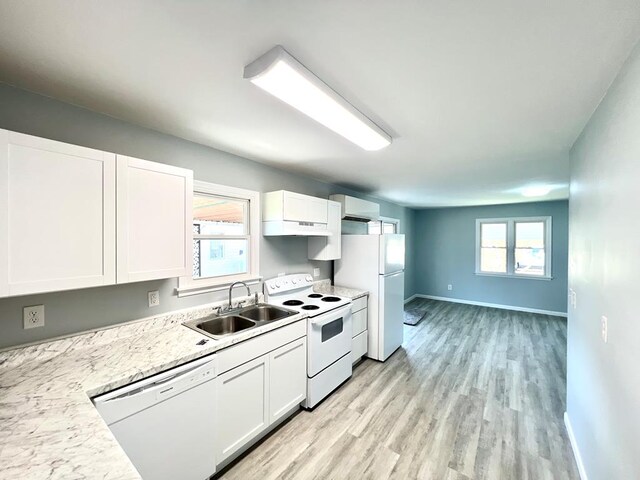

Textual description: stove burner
[308,293,323,298]
[302,305,320,310]
[321,296,341,302]
[283,300,304,306]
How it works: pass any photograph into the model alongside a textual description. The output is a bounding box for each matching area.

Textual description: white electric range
[265,274,353,408]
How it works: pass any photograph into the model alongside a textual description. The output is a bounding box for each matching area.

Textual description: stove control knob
[275,281,281,288]
[306,275,313,282]
[292,279,298,284]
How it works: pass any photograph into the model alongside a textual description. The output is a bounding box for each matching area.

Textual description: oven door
[307,304,352,377]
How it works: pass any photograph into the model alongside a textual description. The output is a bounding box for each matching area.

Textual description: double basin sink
[184,304,298,340]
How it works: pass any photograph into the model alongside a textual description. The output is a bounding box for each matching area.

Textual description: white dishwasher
[93,355,217,480]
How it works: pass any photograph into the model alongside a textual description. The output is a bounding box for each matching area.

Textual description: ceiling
[1,1,639,207]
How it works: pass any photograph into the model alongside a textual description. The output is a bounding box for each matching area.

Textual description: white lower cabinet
[352,295,369,365]
[215,322,307,467]
[216,355,269,464]
[269,337,307,424]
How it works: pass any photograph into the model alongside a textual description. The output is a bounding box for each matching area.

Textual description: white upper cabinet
[0,130,116,297]
[308,200,342,260]
[116,155,193,284]
[263,190,329,236]
[0,130,194,297]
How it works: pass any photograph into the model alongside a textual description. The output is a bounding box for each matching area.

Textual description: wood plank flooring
[218,299,579,480]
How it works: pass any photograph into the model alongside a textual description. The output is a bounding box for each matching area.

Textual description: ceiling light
[521,186,552,197]
[244,45,392,151]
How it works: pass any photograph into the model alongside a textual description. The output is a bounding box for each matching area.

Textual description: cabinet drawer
[352,308,367,337]
[352,330,367,364]
[352,295,368,313]
[217,319,306,374]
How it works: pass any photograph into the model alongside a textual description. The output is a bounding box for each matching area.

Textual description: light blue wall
[567,40,640,479]
[413,200,569,313]
[0,83,415,349]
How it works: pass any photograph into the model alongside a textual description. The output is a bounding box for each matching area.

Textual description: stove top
[264,274,351,317]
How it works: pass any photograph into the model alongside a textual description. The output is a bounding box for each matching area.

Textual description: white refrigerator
[335,234,405,361]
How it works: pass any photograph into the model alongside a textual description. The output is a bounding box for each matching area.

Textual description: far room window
[475,216,552,279]
[178,181,260,296]
[368,217,399,234]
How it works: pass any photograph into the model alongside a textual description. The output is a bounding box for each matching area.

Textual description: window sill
[474,272,553,281]
[176,275,262,297]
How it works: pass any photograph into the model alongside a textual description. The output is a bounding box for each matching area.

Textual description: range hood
[329,194,380,222]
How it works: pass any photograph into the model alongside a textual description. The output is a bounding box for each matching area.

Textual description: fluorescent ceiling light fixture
[521,186,552,197]
[244,45,392,151]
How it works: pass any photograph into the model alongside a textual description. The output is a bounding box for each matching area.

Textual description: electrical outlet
[148,290,160,307]
[569,289,577,309]
[601,316,608,343]
[447,284,453,291]
[313,268,320,278]
[277,272,286,277]
[23,305,45,329]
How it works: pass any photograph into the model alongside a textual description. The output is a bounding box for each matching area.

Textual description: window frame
[178,181,261,297]
[368,216,400,235]
[475,216,552,280]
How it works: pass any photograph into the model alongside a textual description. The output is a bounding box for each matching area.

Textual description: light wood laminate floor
[219,299,579,480]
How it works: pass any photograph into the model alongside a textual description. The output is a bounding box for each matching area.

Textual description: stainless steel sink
[239,304,296,322]
[195,316,256,337]
[183,303,298,340]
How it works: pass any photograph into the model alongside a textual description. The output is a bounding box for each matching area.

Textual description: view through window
[193,194,249,279]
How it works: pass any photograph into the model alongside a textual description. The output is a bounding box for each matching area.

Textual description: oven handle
[310,304,351,328]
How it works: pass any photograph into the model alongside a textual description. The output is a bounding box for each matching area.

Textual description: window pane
[481,247,507,273]
[194,239,248,278]
[515,249,545,275]
[481,223,507,247]
[515,221,545,275]
[194,194,247,235]
[382,222,396,234]
[368,221,381,235]
[516,222,544,248]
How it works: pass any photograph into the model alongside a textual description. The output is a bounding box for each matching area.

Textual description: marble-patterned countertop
[0,297,306,480]
[314,279,368,300]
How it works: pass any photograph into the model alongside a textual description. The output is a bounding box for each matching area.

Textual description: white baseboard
[409,294,567,317]
[564,412,588,480]
[404,294,418,304]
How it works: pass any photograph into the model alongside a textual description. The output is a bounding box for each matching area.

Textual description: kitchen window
[178,181,260,296]
[475,216,552,279]
[368,217,400,234]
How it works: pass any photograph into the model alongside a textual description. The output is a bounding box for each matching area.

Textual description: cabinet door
[308,200,342,260]
[0,130,116,297]
[269,337,306,424]
[116,155,192,283]
[283,191,328,224]
[216,355,269,464]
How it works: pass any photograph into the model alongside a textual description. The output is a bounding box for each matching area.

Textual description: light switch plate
[447,284,453,291]
[313,268,320,278]
[148,290,160,307]
[23,305,45,329]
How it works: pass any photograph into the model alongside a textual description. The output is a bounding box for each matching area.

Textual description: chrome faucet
[228,281,251,310]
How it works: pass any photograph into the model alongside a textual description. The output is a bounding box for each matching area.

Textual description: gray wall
[567,41,640,478]
[0,83,415,349]
[412,201,569,313]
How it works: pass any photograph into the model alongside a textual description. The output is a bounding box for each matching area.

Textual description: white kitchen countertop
[0,298,307,480]
[314,279,368,300]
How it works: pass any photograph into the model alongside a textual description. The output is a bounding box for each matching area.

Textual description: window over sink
[178,181,260,296]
